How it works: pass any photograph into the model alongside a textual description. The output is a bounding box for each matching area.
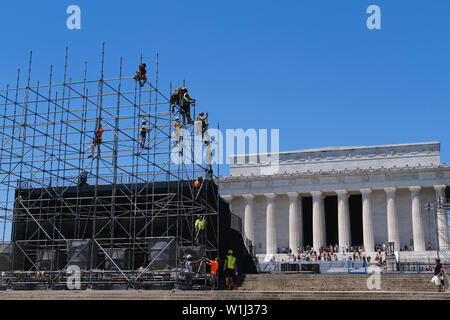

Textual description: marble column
[336,190,351,250]
[409,186,425,252]
[287,192,302,252]
[360,189,375,252]
[221,195,234,213]
[434,185,449,250]
[264,193,277,260]
[311,191,326,251]
[385,187,400,252]
[242,194,255,244]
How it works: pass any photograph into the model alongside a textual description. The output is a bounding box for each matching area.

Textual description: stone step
[239,274,436,292]
[0,290,449,300]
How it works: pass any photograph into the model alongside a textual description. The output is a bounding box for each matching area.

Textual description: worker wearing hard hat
[224,249,238,290]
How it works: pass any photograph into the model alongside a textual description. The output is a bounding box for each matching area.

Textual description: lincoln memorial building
[219,142,450,261]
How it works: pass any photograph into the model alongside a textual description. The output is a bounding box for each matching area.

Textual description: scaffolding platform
[0,45,252,290]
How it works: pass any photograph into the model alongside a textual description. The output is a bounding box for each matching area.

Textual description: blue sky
[1,0,450,169]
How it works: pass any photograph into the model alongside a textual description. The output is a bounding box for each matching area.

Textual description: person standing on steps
[204,257,219,290]
[432,258,445,292]
[224,250,238,290]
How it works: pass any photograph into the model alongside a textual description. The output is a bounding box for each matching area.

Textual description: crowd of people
[271,244,390,264]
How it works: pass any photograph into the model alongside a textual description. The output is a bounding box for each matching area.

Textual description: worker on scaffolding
[196,112,208,138]
[140,120,150,149]
[224,250,238,290]
[180,254,202,285]
[170,88,181,114]
[180,87,195,125]
[204,140,214,177]
[194,214,207,246]
[78,171,89,192]
[194,176,203,201]
[133,63,147,87]
[15,194,24,216]
[88,123,104,159]
[172,117,182,146]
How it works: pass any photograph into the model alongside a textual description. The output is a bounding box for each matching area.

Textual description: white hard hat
[187,254,192,259]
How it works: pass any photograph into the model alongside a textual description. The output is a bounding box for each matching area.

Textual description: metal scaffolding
[0,44,220,289]
[426,198,450,262]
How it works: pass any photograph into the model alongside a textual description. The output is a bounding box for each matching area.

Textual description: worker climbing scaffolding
[88,122,104,159]
[194,176,203,200]
[172,117,181,146]
[196,112,208,138]
[194,214,207,245]
[205,139,214,176]
[140,120,150,149]
[180,87,195,125]
[170,88,181,114]
[133,63,147,87]
[78,171,88,192]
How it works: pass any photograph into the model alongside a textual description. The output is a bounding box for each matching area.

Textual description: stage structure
[0,44,224,289]
[426,198,450,262]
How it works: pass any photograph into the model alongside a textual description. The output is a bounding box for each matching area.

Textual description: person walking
[432,258,445,292]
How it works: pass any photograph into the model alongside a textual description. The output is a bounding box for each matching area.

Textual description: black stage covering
[13,179,256,287]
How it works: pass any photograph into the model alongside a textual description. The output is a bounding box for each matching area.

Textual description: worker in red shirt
[194,176,203,201]
[88,123,104,159]
[204,257,219,290]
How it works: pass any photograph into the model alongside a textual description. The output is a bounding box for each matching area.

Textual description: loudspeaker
[66,240,98,270]
[0,243,25,271]
[281,263,300,272]
[148,238,176,270]
[301,263,320,273]
[104,248,129,270]
[36,249,65,270]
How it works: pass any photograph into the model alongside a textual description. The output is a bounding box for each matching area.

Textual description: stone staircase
[239,273,436,292]
[0,289,449,300]
[0,273,448,300]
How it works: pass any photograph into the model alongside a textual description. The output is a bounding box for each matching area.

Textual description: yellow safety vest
[195,219,206,230]
[227,255,236,269]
